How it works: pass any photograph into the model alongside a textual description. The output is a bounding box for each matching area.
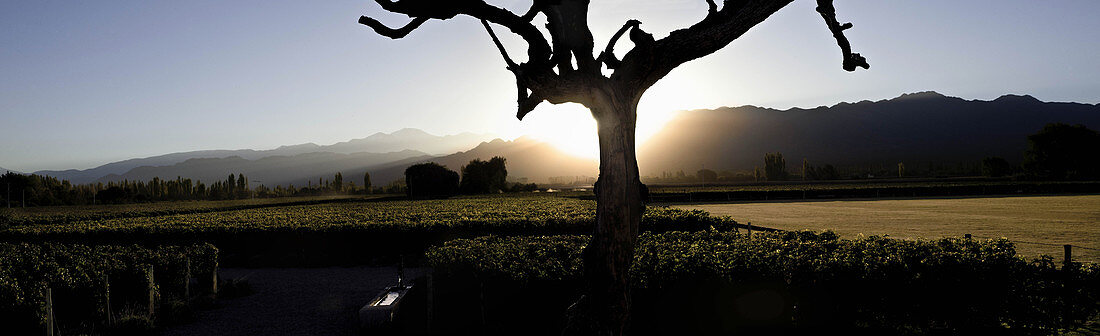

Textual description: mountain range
[365,137,599,185]
[638,91,1100,175]
[34,128,494,184]
[20,91,1100,186]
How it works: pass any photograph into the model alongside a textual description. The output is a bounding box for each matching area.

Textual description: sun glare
[506,99,678,159]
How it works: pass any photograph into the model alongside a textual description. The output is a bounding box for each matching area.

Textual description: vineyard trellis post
[46,286,55,336]
[147,265,156,318]
[1063,244,1073,326]
[211,260,219,295]
[1063,244,1072,269]
[184,258,192,300]
[104,274,113,326]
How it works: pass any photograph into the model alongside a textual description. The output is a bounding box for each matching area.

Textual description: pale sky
[2,0,1098,172]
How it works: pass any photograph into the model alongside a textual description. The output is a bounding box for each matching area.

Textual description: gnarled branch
[596,20,640,70]
[613,0,868,93]
[357,16,429,39]
[816,0,869,71]
[358,0,552,66]
[614,0,795,92]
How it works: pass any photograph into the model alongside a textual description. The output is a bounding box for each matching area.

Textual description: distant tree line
[0,171,389,207]
[643,123,1100,183]
[404,156,539,199]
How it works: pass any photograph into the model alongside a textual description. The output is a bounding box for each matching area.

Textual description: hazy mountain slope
[0,167,21,174]
[34,129,495,184]
[370,137,599,185]
[324,128,494,155]
[97,150,432,187]
[638,92,1100,175]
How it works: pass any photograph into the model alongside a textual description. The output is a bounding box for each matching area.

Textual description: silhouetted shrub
[982,156,1012,177]
[508,182,539,192]
[404,162,459,199]
[1024,123,1100,180]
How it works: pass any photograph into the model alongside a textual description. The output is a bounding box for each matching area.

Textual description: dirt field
[672,195,1100,263]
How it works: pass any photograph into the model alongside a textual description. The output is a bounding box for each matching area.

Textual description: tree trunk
[569,89,644,335]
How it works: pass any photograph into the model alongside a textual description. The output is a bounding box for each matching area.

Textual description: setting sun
[505,99,678,159]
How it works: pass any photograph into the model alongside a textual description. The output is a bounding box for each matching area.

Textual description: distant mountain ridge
[26,92,1100,186]
[97,150,432,187]
[0,167,20,175]
[34,129,495,184]
[368,137,599,185]
[638,91,1100,175]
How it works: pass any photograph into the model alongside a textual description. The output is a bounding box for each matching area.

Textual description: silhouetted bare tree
[358,1,868,334]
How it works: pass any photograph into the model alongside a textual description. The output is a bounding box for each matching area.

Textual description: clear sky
[2,0,1098,172]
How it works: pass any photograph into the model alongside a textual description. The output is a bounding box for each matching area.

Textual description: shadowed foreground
[162,267,425,336]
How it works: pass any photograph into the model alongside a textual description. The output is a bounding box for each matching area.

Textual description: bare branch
[359,0,563,119]
[358,0,552,66]
[521,0,547,21]
[481,20,518,70]
[597,20,640,70]
[357,16,429,39]
[705,0,718,15]
[816,0,869,71]
[614,0,794,92]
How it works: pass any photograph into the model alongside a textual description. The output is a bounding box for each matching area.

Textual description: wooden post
[45,287,55,336]
[147,265,156,318]
[964,234,972,240]
[104,274,112,326]
[184,258,191,300]
[1063,244,1073,325]
[747,222,753,239]
[1064,245,1073,270]
[211,261,219,294]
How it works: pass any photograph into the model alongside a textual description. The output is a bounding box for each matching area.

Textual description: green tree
[238,173,247,189]
[764,152,788,181]
[363,172,372,194]
[333,172,344,192]
[1023,123,1100,180]
[460,157,508,194]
